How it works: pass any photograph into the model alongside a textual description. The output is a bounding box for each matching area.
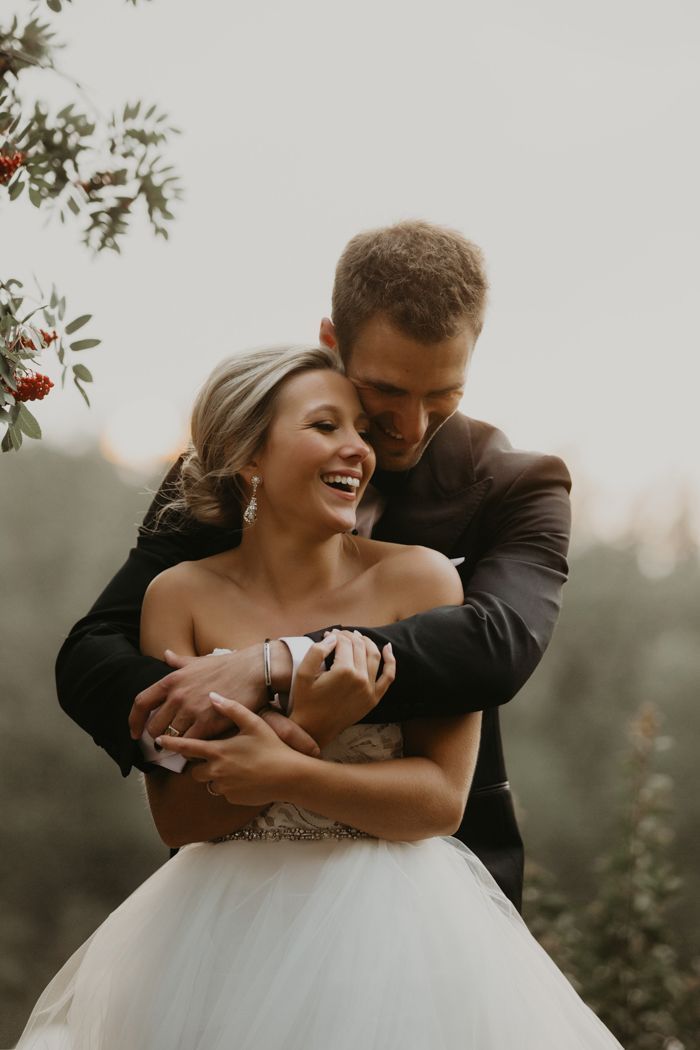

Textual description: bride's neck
[235,514,356,606]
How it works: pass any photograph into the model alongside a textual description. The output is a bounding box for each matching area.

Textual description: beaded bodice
[215,722,403,842]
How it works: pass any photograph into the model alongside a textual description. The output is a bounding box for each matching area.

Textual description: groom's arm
[326,452,572,722]
[55,459,236,775]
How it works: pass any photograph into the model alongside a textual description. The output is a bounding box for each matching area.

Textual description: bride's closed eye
[310,420,372,444]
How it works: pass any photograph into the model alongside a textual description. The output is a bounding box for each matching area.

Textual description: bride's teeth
[321,474,360,488]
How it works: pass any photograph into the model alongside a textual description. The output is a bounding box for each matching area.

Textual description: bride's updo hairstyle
[157,345,343,530]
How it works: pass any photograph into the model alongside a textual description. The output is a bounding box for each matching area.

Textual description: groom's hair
[332,220,488,357]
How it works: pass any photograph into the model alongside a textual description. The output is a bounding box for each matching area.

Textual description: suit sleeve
[55,461,229,776]
[314,454,572,722]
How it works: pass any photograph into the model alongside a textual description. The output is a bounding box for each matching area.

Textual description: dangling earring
[243,474,261,526]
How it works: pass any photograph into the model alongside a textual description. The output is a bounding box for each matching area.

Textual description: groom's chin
[375,446,424,472]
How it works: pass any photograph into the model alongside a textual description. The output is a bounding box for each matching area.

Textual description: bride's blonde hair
[158,345,343,529]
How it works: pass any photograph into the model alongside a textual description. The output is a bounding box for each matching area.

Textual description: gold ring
[163,724,181,737]
[206,781,222,798]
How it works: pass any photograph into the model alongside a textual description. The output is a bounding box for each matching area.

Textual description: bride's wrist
[269,640,292,695]
[274,748,314,801]
[274,747,316,802]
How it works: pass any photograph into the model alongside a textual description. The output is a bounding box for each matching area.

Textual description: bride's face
[253,369,375,536]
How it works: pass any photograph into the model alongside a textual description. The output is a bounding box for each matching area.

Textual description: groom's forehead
[345,337,472,392]
[342,315,474,367]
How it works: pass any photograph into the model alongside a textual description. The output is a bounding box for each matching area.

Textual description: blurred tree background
[1,443,698,1046]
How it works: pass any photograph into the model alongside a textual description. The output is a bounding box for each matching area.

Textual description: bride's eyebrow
[303,402,341,417]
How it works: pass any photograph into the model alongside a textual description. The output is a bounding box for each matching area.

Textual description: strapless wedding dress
[12,723,623,1049]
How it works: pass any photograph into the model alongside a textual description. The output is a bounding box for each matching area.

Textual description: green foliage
[524,705,700,1049]
[0,64,182,250]
[582,706,698,1048]
[0,0,181,450]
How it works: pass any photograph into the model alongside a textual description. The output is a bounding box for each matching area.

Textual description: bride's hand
[290,630,396,748]
[156,694,303,807]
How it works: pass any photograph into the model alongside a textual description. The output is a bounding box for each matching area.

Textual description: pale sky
[4,0,699,549]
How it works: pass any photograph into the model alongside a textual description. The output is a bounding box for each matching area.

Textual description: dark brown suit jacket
[56,412,571,910]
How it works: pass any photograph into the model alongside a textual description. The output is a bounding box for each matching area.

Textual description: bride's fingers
[362,636,381,682]
[296,634,338,682]
[374,643,396,700]
[330,631,354,672]
[209,693,268,734]
[350,630,369,677]
[154,734,219,760]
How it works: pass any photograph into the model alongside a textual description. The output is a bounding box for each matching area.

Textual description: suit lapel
[371,414,493,554]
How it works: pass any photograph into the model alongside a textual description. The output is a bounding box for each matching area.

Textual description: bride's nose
[340,433,372,462]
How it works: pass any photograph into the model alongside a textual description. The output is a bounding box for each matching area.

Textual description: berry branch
[0,277,100,451]
[1,0,180,452]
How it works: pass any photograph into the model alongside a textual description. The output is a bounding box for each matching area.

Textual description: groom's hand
[129,642,293,742]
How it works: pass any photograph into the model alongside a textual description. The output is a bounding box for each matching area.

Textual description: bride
[14,346,623,1049]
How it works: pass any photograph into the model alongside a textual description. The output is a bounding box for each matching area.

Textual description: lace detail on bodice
[214,722,403,842]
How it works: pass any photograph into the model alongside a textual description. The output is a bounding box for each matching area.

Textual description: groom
[56,220,571,911]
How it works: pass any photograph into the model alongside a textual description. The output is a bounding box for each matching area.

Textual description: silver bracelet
[263,638,276,704]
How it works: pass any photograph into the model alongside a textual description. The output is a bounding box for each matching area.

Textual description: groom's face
[322,314,475,472]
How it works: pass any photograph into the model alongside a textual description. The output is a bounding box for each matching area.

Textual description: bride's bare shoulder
[146,551,240,598]
[355,535,448,573]
[354,537,463,617]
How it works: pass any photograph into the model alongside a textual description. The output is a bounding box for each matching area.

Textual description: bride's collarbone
[193,586,396,655]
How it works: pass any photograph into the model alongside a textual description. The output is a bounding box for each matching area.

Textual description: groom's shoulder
[439,412,571,493]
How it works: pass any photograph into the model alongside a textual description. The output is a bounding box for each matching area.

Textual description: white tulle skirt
[13,836,622,1049]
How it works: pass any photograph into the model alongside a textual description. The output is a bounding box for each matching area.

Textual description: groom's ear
[319,317,337,350]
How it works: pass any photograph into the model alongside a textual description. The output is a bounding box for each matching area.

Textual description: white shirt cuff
[279,636,315,715]
[139,710,187,773]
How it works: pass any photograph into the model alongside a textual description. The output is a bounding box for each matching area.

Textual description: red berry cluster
[14,371,54,402]
[19,328,58,351]
[0,151,27,186]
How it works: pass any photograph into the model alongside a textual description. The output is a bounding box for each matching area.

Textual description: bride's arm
[140,567,268,847]
[281,710,482,841]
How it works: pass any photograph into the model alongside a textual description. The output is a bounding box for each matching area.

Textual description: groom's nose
[396,400,430,445]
